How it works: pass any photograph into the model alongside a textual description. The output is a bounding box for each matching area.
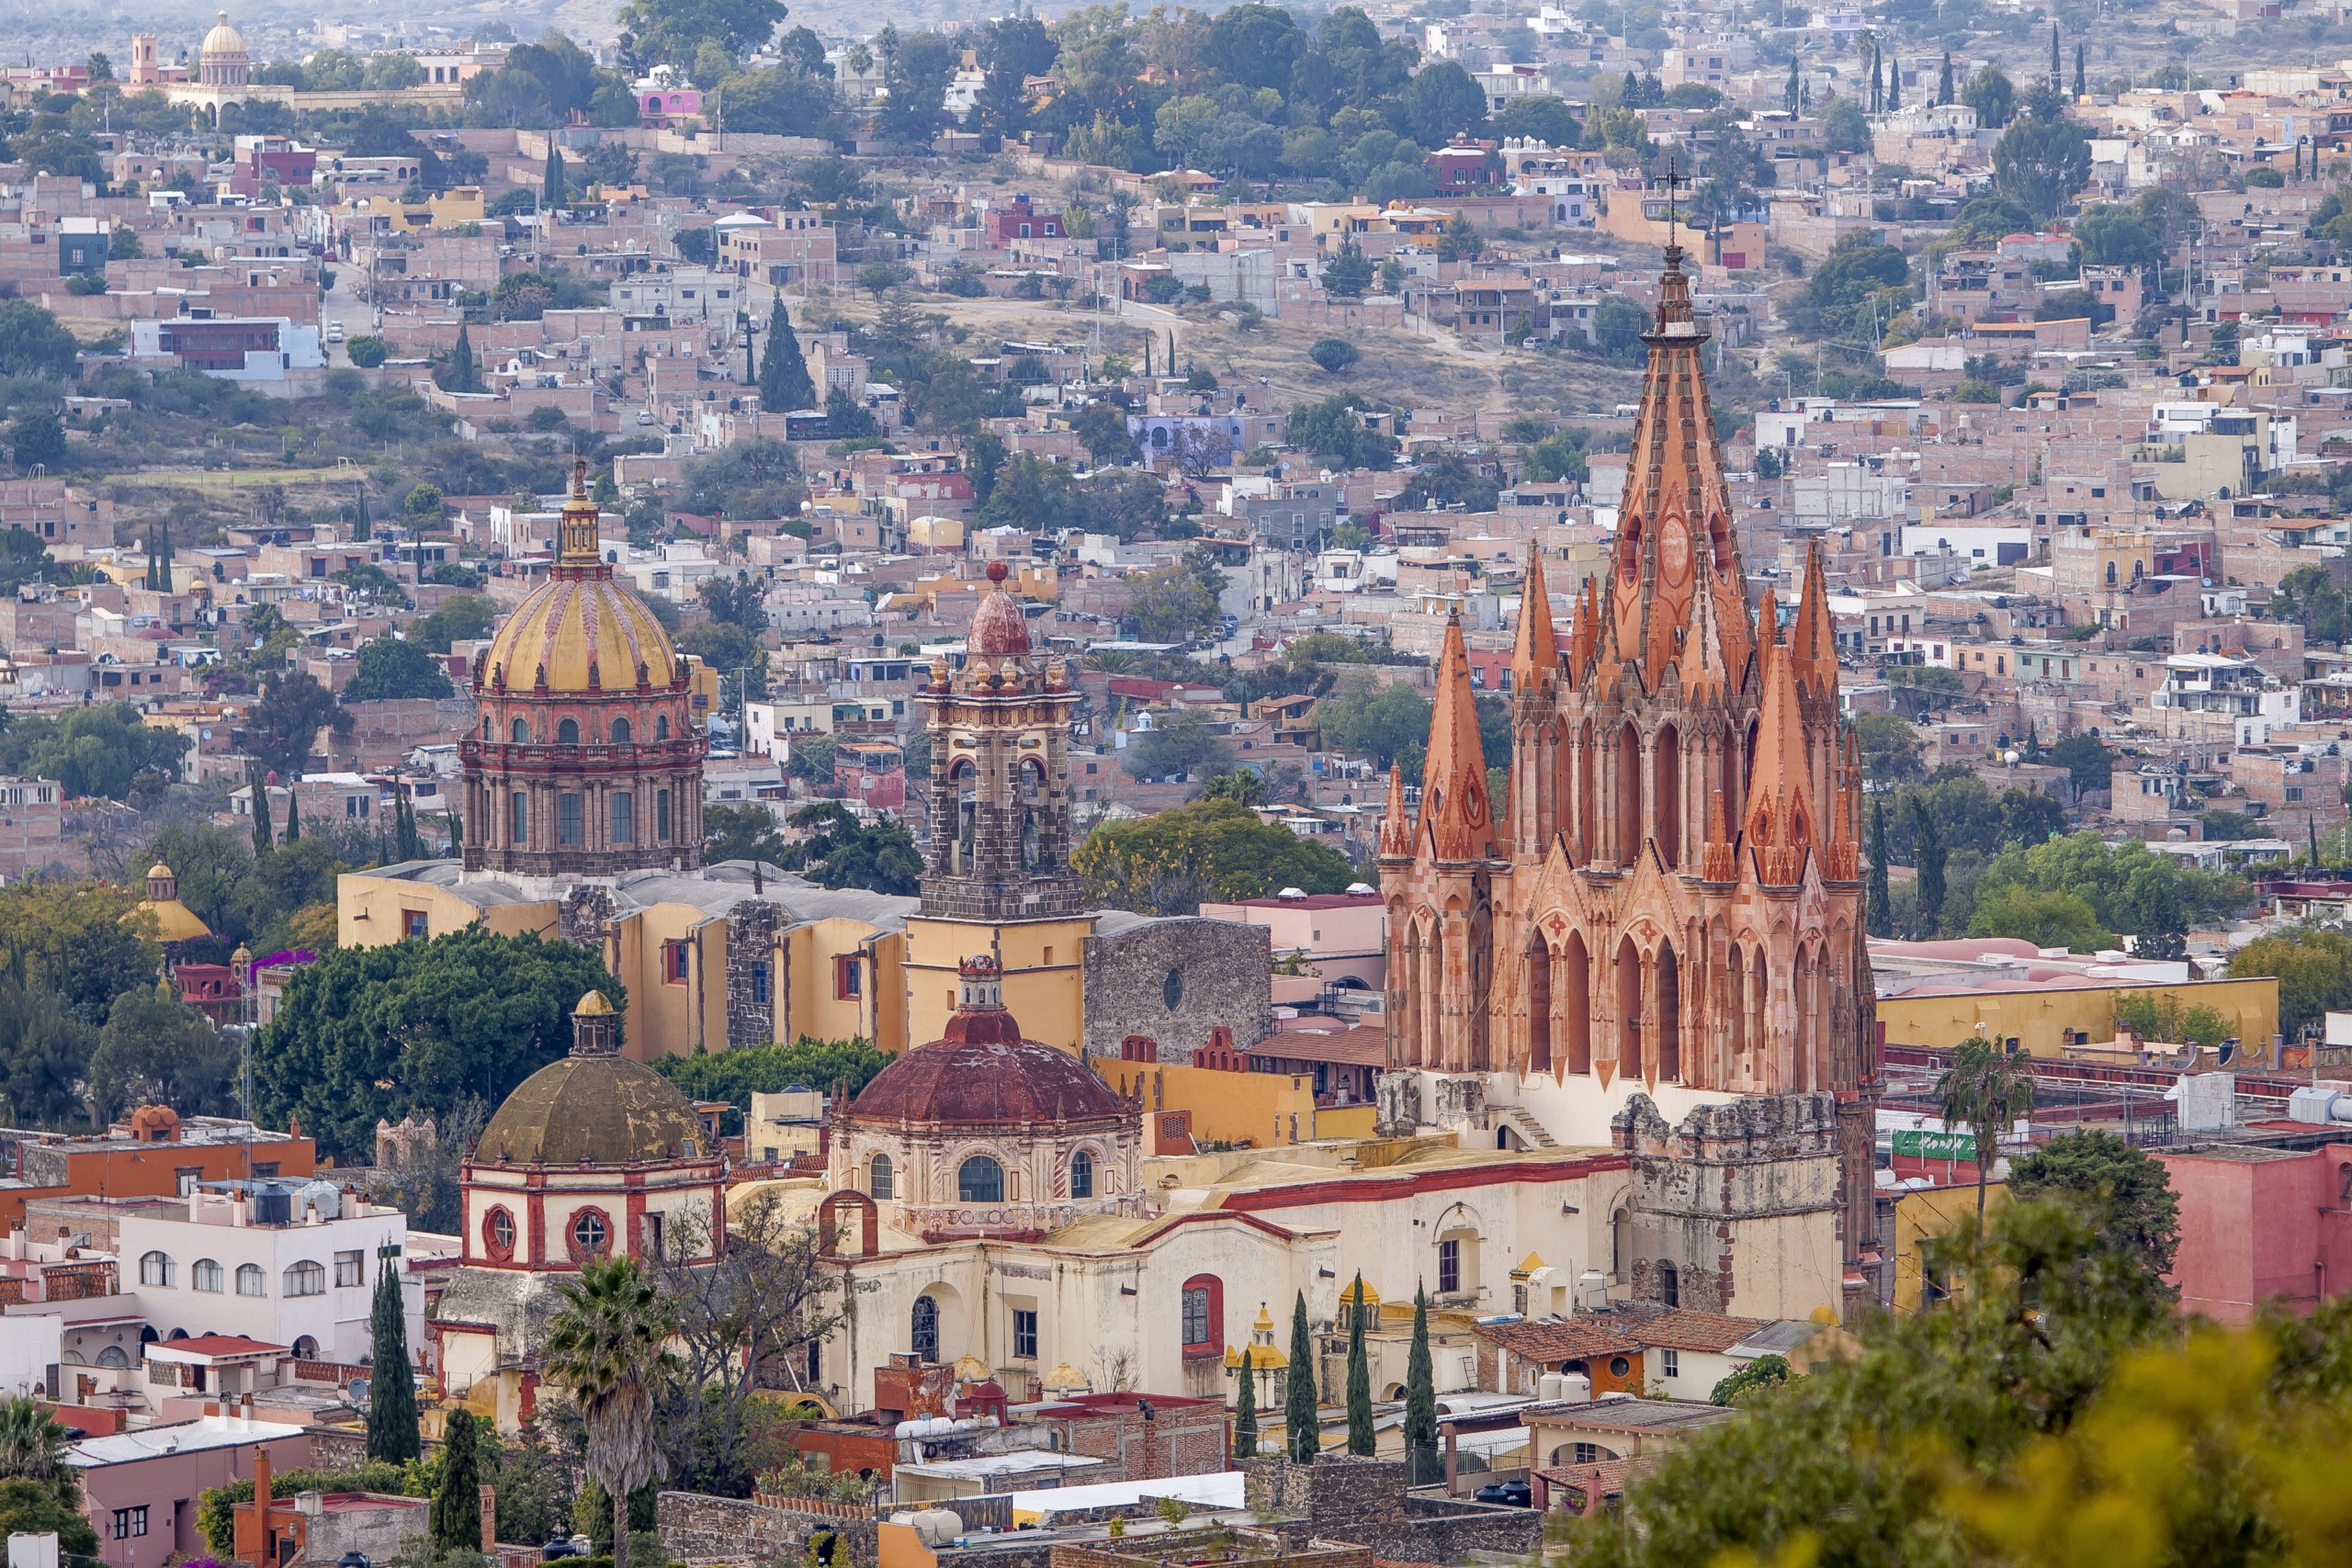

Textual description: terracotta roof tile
[1628,1308,1776,1353]
[1474,1318,1643,1361]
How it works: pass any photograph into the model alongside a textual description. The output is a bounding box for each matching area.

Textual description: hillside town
[4,0,2352,1566]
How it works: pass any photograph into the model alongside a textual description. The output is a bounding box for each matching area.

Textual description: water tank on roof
[253,1189,292,1225]
[300,1180,341,1221]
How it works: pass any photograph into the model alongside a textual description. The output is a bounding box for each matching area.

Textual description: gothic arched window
[911,1294,939,1360]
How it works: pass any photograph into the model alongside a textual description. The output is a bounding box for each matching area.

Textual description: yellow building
[1091,1053,1329,1149]
[1875,972,2278,1059]
[1888,1179,2007,1313]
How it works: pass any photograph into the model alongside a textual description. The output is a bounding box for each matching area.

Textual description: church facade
[1378,243,1881,1319]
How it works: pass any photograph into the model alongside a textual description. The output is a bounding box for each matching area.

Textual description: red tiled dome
[968,560,1032,657]
[850,1032,1125,1126]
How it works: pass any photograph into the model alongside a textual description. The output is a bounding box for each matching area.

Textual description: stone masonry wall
[657,1492,877,1567]
[1083,917,1272,1062]
[726,898,781,1047]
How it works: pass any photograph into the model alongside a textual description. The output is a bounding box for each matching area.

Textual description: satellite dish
[347,1378,370,1404]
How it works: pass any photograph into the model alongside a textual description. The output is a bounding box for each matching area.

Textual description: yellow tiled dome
[200,11,246,59]
[478,471,681,694]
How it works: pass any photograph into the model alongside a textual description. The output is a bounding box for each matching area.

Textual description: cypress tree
[248,765,273,856]
[283,791,301,843]
[2074,43,2086,99]
[446,324,478,393]
[430,1408,482,1554]
[759,297,816,412]
[367,1251,421,1462]
[1403,1286,1437,1483]
[1886,54,1900,112]
[1233,1347,1258,1460]
[1283,1291,1317,1463]
[1939,51,1953,106]
[543,143,565,209]
[2049,23,2061,89]
[1910,795,1946,935]
[1867,800,1894,939]
[1344,1273,1374,1456]
[1785,57,1800,116]
[354,487,370,543]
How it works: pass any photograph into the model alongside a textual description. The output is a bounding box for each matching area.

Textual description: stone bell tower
[901,562,1093,1054]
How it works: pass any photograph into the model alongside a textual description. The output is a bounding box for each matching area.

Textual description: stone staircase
[1494,1104,1558,1150]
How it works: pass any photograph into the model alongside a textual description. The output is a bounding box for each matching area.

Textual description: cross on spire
[1662,153,1689,255]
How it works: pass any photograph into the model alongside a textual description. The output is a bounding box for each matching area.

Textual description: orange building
[0,1105,315,1232]
[1376,241,1880,1320]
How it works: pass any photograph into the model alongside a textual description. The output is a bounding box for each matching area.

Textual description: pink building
[2156,1141,2352,1322]
[66,1399,313,1568]
[633,66,701,129]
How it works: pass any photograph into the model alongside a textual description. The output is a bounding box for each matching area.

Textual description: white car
[327,321,345,343]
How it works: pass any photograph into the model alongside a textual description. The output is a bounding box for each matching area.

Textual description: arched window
[191,1258,223,1293]
[870,1154,895,1201]
[1657,1260,1679,1308]
[511,791,530,845]
[957,1156,1004,1203]
[1069,1150,1094,1199]
[139,1252,175,1288]
[1611,1208,1631,1281]
[1180,1274,1221,1357]
[483,1206,516,1261]
[482,717,492,741]
[611,716,633,744]
[656,715,671,740]
[512,717,529,744]
[95,1345,129,1370]
[911,1294,940,1360]
[235,1263,268,1297]
[557,717,580,745]
[291,1335,320,1359]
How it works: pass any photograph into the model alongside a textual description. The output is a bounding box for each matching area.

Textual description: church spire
[1742,622,1818,888]
[1791,541,1839,697]
[1378,763,1412,858]
[1510,544,1559,689]
[1416,611,1496,862]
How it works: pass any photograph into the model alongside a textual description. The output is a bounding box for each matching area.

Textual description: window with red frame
[664,942,690,984]
[568,1208,612,1261]
[1180,1273,1222,1358]
[835,953,862,1000]
[481,1206,516,1262]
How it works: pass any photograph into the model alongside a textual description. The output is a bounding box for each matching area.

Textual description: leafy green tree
[1490,95,1580,146]
[1124,559,1223,643]
[1708,1354,1788,1405]
[2229,926,2352,1037]
[1939,1034,2037,1224]
[432,1408,483,1554]
[254,929,621,1160]
[880,31,960,143]
[1073,797,1355,914]
[778,802,921,896]
[0,702,187,801]
[368,1249,422,1461]
[1398,59,1487,145]
[544,1257,676,1568]
[1345,1272,1374,1456]
[345,633,456,702]
[1855,711,1925,785]
[1994,111,2093,223]
[704,801,787,866]
[410,594,499,654]
[1962,62,2017,128]
[0,878,160,1027]
[2007,1128,2179,1280]
[1966,884,2109,952]
[1321,239,1374,299]
[1120,708,1238,783]
[1319,678,1432,777]
[1521,428,1591,483]
[492,1417,575,1545]
[251,671,348,782]
[85,984,235,1121]
[1309,337,1361,375]
[10,412,64,472]
[0,1394,74,1484]
[1589,295,1650,361]
[1820,96,1870,153]
[2071,205,2160,273]
[0,301,79,380]
[650,1038,886,1134]
[1284,1291,1318,1462]
[0,1479,100,1562]
[0,964,96,1129]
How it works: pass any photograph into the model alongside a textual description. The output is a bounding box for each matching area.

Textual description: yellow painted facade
[1093,1056,1326,1148]
[1876,975,2278,1059]
[1890,1180,2007,1314]
[902,912,1090,1054]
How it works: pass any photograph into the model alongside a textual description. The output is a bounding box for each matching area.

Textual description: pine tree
[1233,1348,1258,1461]
[2074,43,2086,99]
[543,144,565,209]
[367,1250,421,1462]
[248,765,274,856]
[1403,1286,1437,1483]
[1939,51,1953,107]
[1344,1274,1374,1456]
[431,1408,482,1554]
[1867,799,1894,938]
[758,297,816,412]
[1284,1291,1317,1463]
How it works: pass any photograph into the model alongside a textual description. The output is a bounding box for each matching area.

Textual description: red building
[984,195,1064,243]
[832,739,906,812]
[1429,141,1502,196]
[2157,1139,2352,1322]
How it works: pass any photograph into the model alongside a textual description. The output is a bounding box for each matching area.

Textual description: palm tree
[543,1257,676,1568]
[1938,1035,2038,1226]
[0,1396,74,1493]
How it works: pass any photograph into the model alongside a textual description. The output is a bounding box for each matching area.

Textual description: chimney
[479,1485,496,1553]
[204,1402,221,1420]
[242,1394,256,1427]
[253,1441,273,1517]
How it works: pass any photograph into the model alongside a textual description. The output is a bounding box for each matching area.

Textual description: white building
[119,1180,415,1365]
